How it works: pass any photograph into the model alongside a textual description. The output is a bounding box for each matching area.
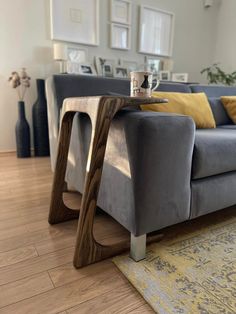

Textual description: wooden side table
[48,96,166,268]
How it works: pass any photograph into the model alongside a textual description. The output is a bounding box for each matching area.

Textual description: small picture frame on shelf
[121,60,138,74]
[172,73,188,83]
[78,63,97,76]
[145,56,162,73]
[160,71,171,81]
[110,0,131,25]
[114,66,128,78]
[111,23,131,50]
[67,46,88,63]
[94,57,116,77]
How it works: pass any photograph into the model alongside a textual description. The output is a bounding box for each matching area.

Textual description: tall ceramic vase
[15,101,31,158]
[32,79,50,156]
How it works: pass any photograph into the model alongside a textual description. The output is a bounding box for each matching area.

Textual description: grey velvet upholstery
[208,98,232,126]
[192,128,236,179]
[123,112,195,235]
[46,75,236,238]
[190,84,236,97]
[218,124,236,130]
[191,172,236,218]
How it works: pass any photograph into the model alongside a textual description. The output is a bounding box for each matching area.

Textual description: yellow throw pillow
[141,92,216,129]
[221,96,236,124]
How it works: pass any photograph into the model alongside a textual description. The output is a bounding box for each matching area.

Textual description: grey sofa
[46,75,236,260]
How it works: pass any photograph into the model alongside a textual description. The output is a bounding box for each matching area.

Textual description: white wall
[214,0,236,72]
[0,0,219,151]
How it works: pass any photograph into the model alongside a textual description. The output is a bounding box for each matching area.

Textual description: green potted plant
[201,63,236,86]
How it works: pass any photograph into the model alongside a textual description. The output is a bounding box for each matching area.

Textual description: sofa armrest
[123,111,195,235]
[46,77,60,171]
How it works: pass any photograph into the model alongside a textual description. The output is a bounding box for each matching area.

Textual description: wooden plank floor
[2,154,236,314]
[0,153,154,314]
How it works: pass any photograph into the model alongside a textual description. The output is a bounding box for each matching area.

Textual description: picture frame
[110,0,131,25]
[121,60,138,74]
[172,73,189,83]
[78,63,97,76]
[67,46,88,63]
[145,56,162,73]
[160,71,171,81]
[94,57,116,77]
[114,66,128,79]
[139,5,175,57]
[50,0,99,46]
[110,23,131,50]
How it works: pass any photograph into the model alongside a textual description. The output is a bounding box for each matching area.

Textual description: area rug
[113,217,236,313]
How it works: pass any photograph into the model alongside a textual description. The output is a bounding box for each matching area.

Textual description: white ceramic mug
[130,71,159,97]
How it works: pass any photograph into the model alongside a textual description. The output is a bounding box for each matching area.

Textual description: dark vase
[15,101,31,158]
[32,79,50,156]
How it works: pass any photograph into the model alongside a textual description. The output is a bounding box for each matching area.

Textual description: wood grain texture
[0,154,153,313]
[0,272,53,308]
[49,96,166,268]
[0,245,38,268]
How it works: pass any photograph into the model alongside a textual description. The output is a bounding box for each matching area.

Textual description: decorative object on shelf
[53,42,67,73]
[121,60,138,75]
[50,0,99,46]
[172,73,189,83]
[110,0,131,25]
[32,79,50,157]
[139,5,175,57]
[159,71,171,81]
[8,69,31,158]
[163,58,174,72]
[95,57,116,77]
[78,63,97,76]
[67,46,87,63]
[66,46,88,74]
[201,63,236,86]
[144,56,162,74]
[110,23,131,50]
[114,66,128,78]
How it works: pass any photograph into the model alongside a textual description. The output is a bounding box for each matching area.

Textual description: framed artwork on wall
[50,0,99,46]
[139,6,175,57]
[110,0,131,25]
[110,23,131,50]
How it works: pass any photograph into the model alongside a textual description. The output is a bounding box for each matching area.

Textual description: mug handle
[151,79,160,91]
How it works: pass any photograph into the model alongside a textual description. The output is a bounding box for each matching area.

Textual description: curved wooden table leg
[49,96,166,267]
[48,112,79,224]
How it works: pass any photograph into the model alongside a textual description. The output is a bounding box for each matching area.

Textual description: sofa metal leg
[130,234,147,262]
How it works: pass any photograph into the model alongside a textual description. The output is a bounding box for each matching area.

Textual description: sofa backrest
[155,82,191,93]
[52,74,192,111]
[190,84,236,125]
[53,75,130,111]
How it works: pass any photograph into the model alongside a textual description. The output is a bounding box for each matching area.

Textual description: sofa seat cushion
[192,128,236,179]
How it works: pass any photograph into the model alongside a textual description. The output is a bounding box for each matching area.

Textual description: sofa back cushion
[155,82,191,93]
[53,75,130,111]
[52,75,192,111]
[190,85,236,125]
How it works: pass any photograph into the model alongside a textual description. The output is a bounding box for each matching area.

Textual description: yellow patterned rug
[113,216,236,313]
